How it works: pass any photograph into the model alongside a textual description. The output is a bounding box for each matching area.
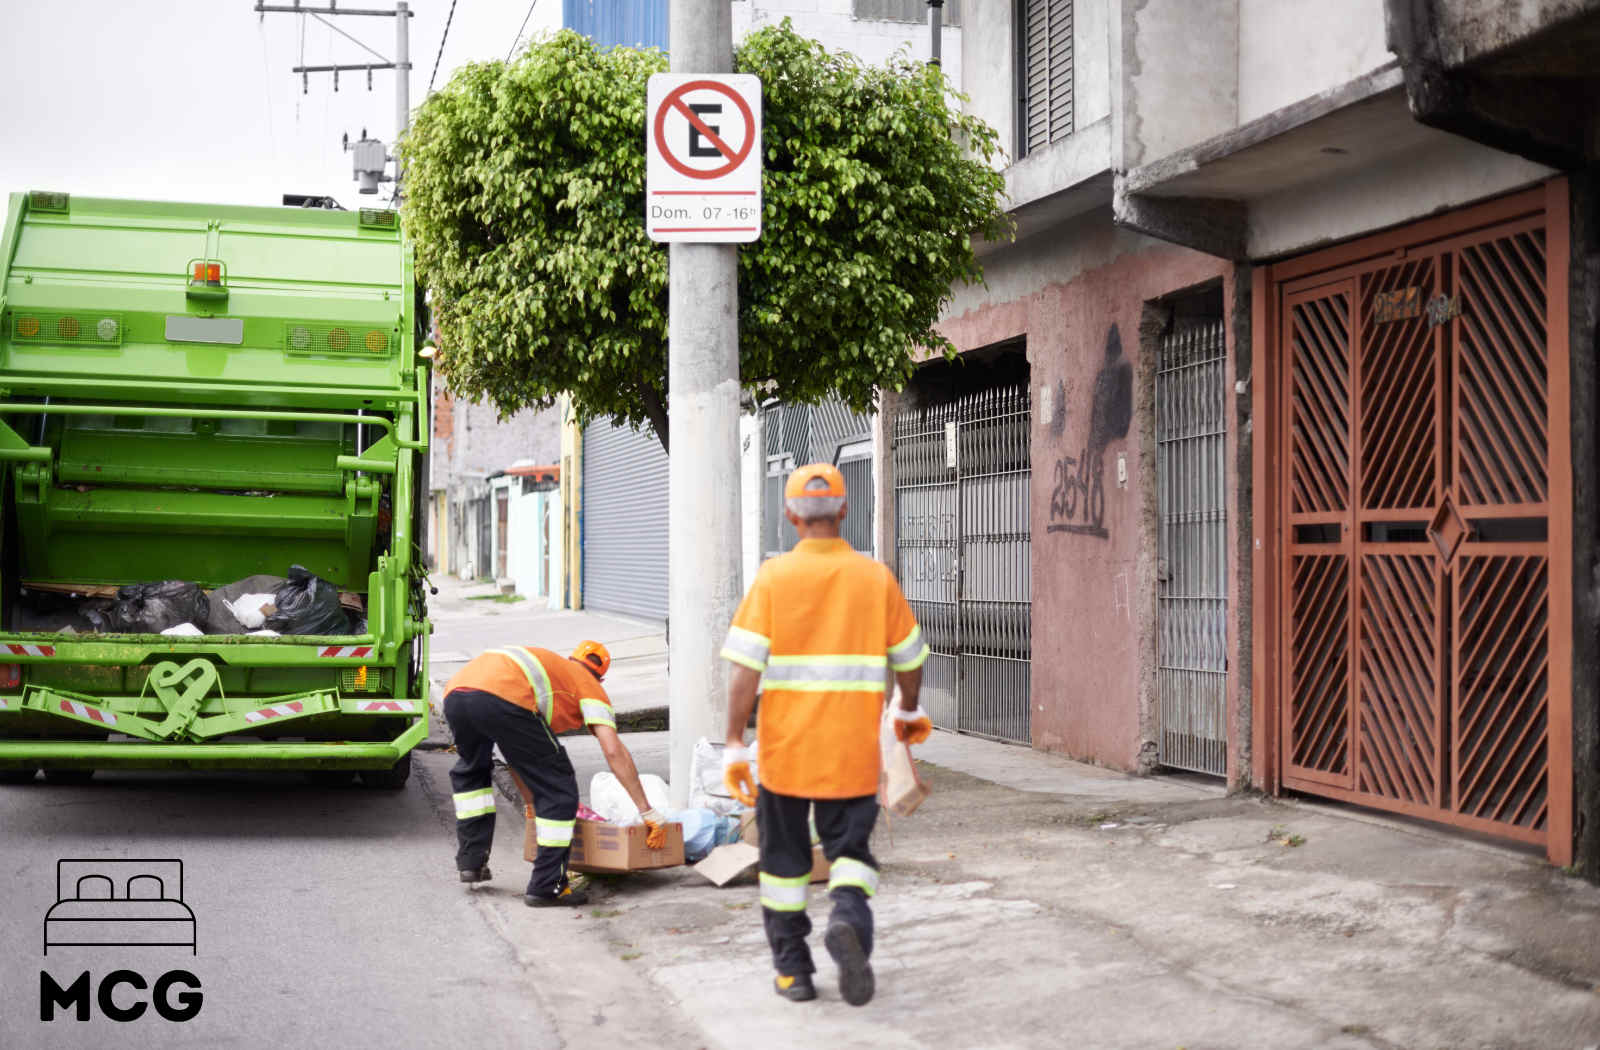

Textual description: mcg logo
[39,858,203,1023]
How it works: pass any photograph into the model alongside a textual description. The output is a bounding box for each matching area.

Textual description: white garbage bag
[226,593,278,630]
[689,736,759,815]
[590,771,671,824]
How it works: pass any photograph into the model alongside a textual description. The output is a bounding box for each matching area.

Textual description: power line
[506,0,538,63]
[427,0,461,95]
[310,11,391,65]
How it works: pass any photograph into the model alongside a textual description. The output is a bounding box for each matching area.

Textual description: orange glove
[723,744,757,807]
[640,807,668,851]
[893,705,933,745]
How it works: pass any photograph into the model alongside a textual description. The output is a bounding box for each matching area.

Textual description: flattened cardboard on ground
[729,810,828,881]
[523,817,685,874]
[693,841,760,886]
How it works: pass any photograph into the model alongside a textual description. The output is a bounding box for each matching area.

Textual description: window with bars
[1017,0,1073,156]
[853,0,962,26]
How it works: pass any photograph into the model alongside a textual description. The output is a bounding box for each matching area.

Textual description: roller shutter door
[583,420,669,621]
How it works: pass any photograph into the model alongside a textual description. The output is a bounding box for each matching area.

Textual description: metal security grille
[761,397,874,559]
[1156,320,1228,776]
[583,419,669,621]
[1273,190,1571,855]
[1020,0,1073,155]
[893,386,1031,742]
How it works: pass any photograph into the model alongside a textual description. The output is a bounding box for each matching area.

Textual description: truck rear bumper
[0,717,427,771]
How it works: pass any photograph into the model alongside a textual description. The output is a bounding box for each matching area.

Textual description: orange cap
[784,462,846,501]
[784,462,847,518]
[572,640,611,679]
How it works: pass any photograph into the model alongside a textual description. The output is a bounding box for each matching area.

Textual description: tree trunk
[640,384,670,454]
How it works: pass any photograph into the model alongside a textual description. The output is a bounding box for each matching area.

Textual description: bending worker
[442,640,667,907]
[720,463,932,1006]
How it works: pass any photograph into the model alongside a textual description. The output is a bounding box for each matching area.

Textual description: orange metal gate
[1254,184,1573,863]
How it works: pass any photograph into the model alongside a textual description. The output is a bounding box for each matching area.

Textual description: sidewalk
[425,574,668,725]
[421,585,1600,1048]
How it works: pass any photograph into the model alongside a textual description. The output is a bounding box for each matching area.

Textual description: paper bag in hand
[879,706,930,816]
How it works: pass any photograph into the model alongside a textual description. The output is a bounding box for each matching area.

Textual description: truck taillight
[0,664,20,689]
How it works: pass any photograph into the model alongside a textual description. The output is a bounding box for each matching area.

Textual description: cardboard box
[523,817,685,874]
[736,811,829,881]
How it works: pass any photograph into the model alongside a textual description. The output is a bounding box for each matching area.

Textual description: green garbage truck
[0,190,431,787]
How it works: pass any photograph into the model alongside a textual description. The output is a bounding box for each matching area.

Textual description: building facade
[890,0,1599,871]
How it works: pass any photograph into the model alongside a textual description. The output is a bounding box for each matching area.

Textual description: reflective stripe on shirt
[758,870,810,912]
[453,787,496,820]
[761,654,887,693]
[494,646,555,723]
[579,697,615,729]
[721,624,772,671]
[888,624,930,672]
[827,856,880,897]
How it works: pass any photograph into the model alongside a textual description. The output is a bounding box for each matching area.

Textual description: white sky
[1,0,564,208]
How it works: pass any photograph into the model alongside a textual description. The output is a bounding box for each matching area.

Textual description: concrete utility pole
[927,0,944,66]
[667,0,743,807]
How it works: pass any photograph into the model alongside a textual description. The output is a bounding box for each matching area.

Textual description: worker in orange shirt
[720,463,932,1006]
[441,640,667,907]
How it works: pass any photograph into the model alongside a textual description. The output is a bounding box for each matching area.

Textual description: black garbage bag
[263,565,350,635]
[109,581,209,634]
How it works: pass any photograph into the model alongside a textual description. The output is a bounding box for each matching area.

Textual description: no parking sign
[645,73,762,243]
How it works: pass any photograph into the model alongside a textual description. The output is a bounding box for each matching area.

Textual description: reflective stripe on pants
[536,817,576,848]
[453,787,496,820]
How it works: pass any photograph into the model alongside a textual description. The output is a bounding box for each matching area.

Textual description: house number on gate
[1374,286,1423,323]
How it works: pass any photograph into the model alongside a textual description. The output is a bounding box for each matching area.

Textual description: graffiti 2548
[1048,449,1106,537]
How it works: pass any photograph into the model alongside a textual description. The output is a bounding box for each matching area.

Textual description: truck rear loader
[0,190,431,786]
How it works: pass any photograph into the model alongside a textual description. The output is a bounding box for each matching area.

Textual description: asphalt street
[0,583,686,1050]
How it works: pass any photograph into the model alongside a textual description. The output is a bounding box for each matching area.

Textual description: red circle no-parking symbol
[653,79,757,180]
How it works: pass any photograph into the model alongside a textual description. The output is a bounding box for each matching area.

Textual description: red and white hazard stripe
[59,699,117,726]
[243,701,305,724]
[319,645,373,658]
[7,644,55,657]
[356,700,416,713]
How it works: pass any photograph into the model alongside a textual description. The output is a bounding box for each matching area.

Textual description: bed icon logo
[39,858,203,1023]
[43,859,196,955]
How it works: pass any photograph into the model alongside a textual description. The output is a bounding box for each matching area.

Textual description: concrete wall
[1237,0,1391,124]
[735,0,962,87]
[964,0,1113,204]
[1247,130,1556,258]
[937,210,1238,771]
[1421,0,1599,66]
[1120,0,1237,170]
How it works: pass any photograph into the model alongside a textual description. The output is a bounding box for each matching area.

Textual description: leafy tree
[401,23,1010,451]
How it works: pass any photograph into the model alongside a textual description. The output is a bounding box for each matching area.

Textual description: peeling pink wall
[939,234,1235,772]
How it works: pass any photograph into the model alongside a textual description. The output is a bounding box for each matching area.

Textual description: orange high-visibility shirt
[721,537,929,798]
[443,646,616,734]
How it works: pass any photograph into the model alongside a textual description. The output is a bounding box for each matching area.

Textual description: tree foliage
[401,23,1010,450]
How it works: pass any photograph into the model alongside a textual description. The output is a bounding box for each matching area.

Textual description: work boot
[458,865,492,884]
[524,884,590,908]
[824,920,874,1006]
[773,974,816,1002]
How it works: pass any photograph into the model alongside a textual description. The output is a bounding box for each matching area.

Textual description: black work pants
[757,787,879,977]
[443,688,579,898]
